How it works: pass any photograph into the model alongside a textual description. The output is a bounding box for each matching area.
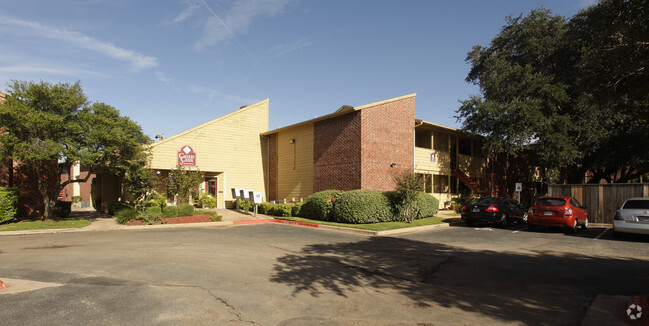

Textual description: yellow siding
[414,147,450,174]
[276,124,314,202]
[148,99,269,208]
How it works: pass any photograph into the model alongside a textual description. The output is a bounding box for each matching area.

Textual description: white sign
[240,189,251,200]
[233,188,243,200]
[249,191,263,204]
[515,183,522,192]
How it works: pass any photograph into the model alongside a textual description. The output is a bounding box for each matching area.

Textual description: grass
[275,215,446,231]
[0,218,91,232]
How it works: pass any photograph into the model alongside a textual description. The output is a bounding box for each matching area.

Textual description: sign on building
[177,145,196,167]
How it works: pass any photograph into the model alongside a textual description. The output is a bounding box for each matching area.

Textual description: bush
[257,202,273,214]
[300,190,343,221]
[331,190,394,224]
[198,193,216,208]
[385,191,439,221]
[268,204,292,217]
[108,201,133,216]
[194,209,222,221]
[55,201,72,218]
[178,204,194,217]
[291,202,303,217]
[0,187,19,224]
[145,194,167,210]
[233,199,253,212]
[71,196,82,203]
[162,206,179,218]
[116,208,138,224]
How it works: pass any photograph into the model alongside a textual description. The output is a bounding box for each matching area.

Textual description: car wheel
[567,219,578,234]
[499,214,509,227]
[522,213,528,224]
[581,218,589,229]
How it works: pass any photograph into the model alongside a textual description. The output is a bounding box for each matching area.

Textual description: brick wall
[313,112,362,192]
[267,133,278,200]
[360,97,415,191]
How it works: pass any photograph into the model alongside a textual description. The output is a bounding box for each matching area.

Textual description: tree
[392,170,424,223]
[165,167,204,205]
[457,3,649,183]
[0,80,150,219]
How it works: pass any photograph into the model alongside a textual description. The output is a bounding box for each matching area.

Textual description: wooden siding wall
[548,183,649,223]
[276,124,314,202]
[148,99,269,208]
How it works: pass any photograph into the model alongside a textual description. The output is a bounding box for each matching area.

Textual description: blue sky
[0,0,596,139]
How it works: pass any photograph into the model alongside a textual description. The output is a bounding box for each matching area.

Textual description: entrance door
[206,178,217,207]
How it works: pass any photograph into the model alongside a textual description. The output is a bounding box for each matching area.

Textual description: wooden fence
[548,183,649,224]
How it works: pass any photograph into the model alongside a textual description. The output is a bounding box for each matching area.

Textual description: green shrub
[162,206,179,218]
[257,202,273,214]
[178,204,194,217]
[55,201,72,218]
[411,192,439,219]
[145,194,167,210]
[116,208,138,224]
[233,199,253,211]
[198,193,217,208]
[108,201,132,216]
[143,206,162,219]
[194,209,222,221]
[0,187,19,224]
[385,191,439,221]
[331,190,394,224]
[291,202,303,217]
[71,196,82,203]
[268,204,292,217]
[300,190,343,221]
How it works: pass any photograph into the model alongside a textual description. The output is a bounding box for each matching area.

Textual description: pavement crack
[161,283,261,325]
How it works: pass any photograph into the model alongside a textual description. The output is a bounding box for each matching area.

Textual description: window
[623,199,649,209]
[458,137,471,155]
[433,133,448,152]
[415,129,432,149]
[433,174,449,193]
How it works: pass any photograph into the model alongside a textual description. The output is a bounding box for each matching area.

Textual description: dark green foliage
[291,202,303,217]
[162,206,179,218]
[385,191,439,221]
[166,167,204,205]
[143,206,162,219]
[300,190,343,221]
[108,201,132,216]
[116,208,138,224]
[392,171,425,222]
[331,190,393,224]
[268,204,293,217]
[0,187,19,224]
[257,202,272,214]
[177,204,194,217]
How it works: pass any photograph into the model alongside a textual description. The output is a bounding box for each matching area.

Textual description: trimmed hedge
[162,206,179,218]
[116,208,138,224]
[0,187,19,224]
[299,190,343,221]
[331,190,393,224]
[177,204,194,217]
[384,191,439,221]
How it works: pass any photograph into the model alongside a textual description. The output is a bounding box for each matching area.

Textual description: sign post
[515,183,522,203]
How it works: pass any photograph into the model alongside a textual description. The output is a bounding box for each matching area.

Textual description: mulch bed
[126,215,212,226]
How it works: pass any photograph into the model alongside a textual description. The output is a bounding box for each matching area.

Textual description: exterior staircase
[451,168,494,196]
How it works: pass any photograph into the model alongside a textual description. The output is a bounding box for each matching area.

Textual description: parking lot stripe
[512,226,527,233]
[594,228,611,240]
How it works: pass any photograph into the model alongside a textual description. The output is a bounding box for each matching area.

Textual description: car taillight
[486,206,499,212]
[614,211,622,220]
[462,205,468,212]
[564,207,573,217]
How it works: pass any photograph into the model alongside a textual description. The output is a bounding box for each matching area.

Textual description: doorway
[206,178,217,207]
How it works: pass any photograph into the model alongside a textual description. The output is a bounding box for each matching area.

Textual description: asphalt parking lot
[1,221,648,325]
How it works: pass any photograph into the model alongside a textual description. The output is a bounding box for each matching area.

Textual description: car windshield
[475,197,501,205]
[535,198,565,206]
[622,200,649,209]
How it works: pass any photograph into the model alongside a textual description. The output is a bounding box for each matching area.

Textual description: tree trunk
[34,166,56,220]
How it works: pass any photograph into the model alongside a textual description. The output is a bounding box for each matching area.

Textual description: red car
[527,196,589,233]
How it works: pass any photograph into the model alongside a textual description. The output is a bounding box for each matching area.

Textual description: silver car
[613,197,649,235]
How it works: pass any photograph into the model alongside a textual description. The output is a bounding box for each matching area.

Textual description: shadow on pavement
[271,236,648,325]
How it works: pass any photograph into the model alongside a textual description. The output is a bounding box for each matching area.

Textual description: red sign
[177,145,197,167]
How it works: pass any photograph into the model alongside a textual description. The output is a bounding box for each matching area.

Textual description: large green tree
[457,1,649,183]
[0,80,151,219]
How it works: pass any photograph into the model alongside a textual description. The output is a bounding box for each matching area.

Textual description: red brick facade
[0,160,59,217]
[313,112,363,192]
[360,97,415,191]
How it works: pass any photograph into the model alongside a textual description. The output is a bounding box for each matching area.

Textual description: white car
[613,197,649,235]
